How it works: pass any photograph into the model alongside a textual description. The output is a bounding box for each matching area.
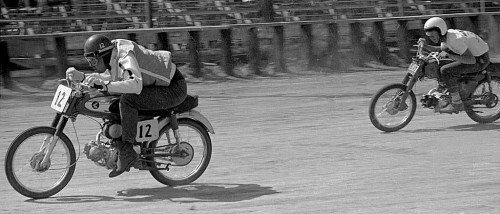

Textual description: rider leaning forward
[66,34,187,177]
[418,17,490,114]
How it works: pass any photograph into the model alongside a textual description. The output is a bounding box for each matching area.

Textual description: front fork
[39,113,68,168]
[398,73,417,110]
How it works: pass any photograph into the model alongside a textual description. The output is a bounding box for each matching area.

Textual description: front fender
[178,110,215,134]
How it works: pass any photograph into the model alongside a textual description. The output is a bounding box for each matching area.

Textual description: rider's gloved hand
[417,38,426,46]
[439,51,449,59]
[87,76,108,91]
[66,67,85,82]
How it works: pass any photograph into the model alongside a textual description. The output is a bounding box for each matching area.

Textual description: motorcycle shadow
[25,183,279,204]
[398,122,500,133]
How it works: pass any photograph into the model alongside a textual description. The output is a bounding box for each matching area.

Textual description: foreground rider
[418,17,490,114]
[66,34,187,177]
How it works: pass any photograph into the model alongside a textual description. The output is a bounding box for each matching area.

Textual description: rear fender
[178,110,215,134]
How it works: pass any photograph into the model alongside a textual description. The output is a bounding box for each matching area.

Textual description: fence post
[260,0,274,22]
[468,15,480,34]
[157,32,170,51]
[188,31,202,78]
[397,20,411,63]
[301,24,314,69]
[248,27,261,75]
[488,14,500,55]
[145,0,153,28]
[0,41,12,89]
[128,33,138,43]
[373,21,389,65]
[54,36,69,78]
[349,22,363,66]
[273,25,286,73]
[220,28,234,76]
[397,0,405,16]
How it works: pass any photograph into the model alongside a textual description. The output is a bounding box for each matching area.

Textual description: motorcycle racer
[418,17,490,114]
[66,34,187,177]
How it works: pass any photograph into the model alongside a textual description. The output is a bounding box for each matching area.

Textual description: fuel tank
[84,96,120,113]
[78,94,121,120]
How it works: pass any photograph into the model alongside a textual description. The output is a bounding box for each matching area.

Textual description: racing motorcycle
[5,79,214,199]
[369,43,500,132]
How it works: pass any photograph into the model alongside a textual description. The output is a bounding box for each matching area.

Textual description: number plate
[408,62,419,75]
[51,85,72,113]
[136,119,159,142]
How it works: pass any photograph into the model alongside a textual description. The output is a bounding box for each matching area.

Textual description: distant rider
[418,17,490,114]
[66,34,187,177]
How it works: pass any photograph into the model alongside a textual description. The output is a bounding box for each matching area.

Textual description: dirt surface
[1,69,500,213]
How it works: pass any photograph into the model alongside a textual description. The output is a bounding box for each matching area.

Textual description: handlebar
[414,43,440,63]
[58,78,103,92]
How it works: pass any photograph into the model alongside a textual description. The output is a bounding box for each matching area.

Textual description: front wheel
[149,119,212,186]
[5,127,76,199]
[369,83,417,132]
[464,77,500,123]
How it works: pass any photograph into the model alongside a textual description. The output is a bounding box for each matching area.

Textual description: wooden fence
[1,1,500,89]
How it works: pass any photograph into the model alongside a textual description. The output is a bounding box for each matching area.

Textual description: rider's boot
[440,92,464,114]
[109,141,138,178]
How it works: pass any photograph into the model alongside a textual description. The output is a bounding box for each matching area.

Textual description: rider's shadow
[116,183,279,203]
[25,183,278,204]
[398,122,500,133]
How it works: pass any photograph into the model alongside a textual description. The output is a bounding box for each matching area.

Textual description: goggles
[85,57,98,67]
[424,27,439,33]
[84,52,99,67]
[84,47,112,67]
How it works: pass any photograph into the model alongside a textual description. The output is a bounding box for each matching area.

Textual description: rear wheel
[465,77,500,123]
[5,127,76,199]
[148,119,211,186]
[369,83,417,132]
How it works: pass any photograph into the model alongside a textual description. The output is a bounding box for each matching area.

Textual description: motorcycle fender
[178,110,215,134]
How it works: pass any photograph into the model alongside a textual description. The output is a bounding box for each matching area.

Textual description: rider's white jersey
[443,29,489,56]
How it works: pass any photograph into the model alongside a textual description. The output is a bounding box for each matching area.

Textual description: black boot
[109,141,138,178]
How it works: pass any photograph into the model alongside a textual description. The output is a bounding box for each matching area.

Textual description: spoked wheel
[465,77,500,123]
[369,83,417,132]
[148,119,211,186]
[5,127,76,199]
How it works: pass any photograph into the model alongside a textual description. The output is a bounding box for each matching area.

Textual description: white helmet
[424,17,447,36]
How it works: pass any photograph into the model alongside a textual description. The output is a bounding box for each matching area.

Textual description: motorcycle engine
[421,94,439,108]
[421,88,452,112]
[104,122,122,139]
[83,140,118,169]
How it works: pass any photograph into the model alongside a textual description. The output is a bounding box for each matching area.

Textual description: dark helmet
[84,34,113,57]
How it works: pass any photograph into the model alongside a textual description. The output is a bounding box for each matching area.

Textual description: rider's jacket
[443,29,489,57]
[86,39,177,94]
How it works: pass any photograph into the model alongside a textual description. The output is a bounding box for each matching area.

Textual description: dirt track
[1,69,500,213]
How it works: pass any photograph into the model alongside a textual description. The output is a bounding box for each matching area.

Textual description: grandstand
[1,0,499,72]
[2,0,499,35]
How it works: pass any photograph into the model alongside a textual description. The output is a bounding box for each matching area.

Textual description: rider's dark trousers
[119,70,187,143]
[440,53,490,93]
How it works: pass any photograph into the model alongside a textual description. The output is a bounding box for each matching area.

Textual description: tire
[464,77,500,123]
[149,119,212,186]
[369,83,417,132]
[5,127,76,199]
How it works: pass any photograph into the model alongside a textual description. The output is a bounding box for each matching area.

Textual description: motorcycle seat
[138,95,199,117]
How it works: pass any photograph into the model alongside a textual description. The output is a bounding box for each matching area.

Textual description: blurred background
[1,0,499,82]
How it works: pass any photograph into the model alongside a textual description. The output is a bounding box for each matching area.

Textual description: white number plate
[408,62,419,74]
[136,119,159,142]
[51,85,72,113]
